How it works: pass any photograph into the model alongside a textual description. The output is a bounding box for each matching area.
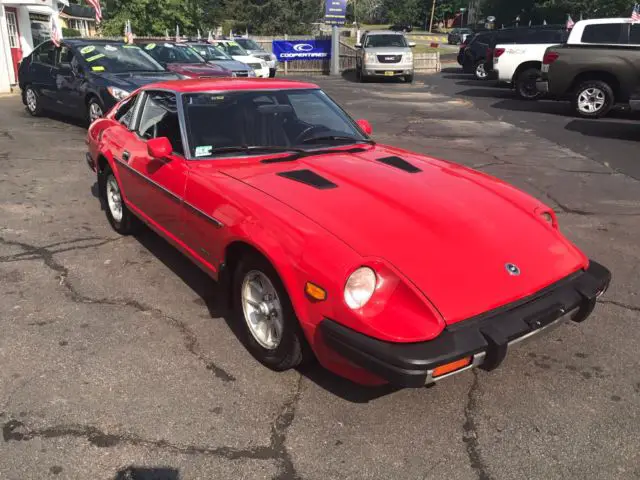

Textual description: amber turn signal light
[305,282,327,301]
[432,357,472,378]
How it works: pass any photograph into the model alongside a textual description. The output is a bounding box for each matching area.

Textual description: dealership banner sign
[324,0,347,25]
[272,40,332,61]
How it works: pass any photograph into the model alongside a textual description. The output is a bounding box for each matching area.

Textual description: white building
[0,0,64,93]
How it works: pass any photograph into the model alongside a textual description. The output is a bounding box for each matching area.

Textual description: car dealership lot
[1,77,639,479]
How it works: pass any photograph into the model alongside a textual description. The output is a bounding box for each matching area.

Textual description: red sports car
[86,79,611,388]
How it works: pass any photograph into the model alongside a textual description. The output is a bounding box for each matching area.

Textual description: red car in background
[137,41,232,78]
[86,79,610,388]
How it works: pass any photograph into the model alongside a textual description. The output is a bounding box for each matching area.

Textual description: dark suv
[463,26,566,80]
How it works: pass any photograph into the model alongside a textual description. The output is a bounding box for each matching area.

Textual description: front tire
[405,74,414,84]
[87,97,105,124]
[24,86,42,116]
[515,67,543,100]
[99,166,137,235]
[573,80,614,118]
[232,253,310,371]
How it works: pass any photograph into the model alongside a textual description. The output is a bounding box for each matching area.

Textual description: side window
[581,24,624,44]
[136,92,184,155]
[630,24,640,45]
[34,42,56,65]
[528,29,566,44]
[114,95,139,129]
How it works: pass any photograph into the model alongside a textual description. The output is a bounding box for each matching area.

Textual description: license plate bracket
[384,71,394,76]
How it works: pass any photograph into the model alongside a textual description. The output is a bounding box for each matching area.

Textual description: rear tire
[24,86,42,116]
[573,80,614,118]
[515,67,543,100]
[405,74,414,83]
[232,253,311,371]
[99,166,137,235]
[474,60,488,80]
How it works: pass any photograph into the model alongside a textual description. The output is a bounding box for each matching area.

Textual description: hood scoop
[277,169,337,190]
[377,156,422,173]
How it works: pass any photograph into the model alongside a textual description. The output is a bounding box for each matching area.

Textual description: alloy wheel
[106,175,123,223]
[89,102,103,123]
[577,88,605,114]
[241,270,284,350]
[26,89,37,113]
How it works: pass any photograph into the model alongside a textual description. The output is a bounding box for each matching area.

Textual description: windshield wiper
[207,145,306,155]
[261,145,373,164]
[302,135,375,145]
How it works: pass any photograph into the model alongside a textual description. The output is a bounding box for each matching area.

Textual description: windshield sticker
[145,43,156,50]
[123,45,139,49]
[80,45,96,55]
[228,41,239,46]
[195,145,213,157]
[105,45,118,52]
[86,53,106,62]
[91,66,105,72]
[164,43,175,48]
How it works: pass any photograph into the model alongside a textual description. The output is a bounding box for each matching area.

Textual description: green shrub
[62,27,82,37]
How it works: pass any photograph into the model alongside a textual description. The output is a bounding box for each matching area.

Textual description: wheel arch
[512,61,542,83]
[570,71,622,101]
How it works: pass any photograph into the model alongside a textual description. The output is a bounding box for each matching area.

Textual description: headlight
[270,53,277,61]
[248,70,256,77]
[107,87,130,101]
[344,267,377,310]
[231,71,237,77]
[364,52,376,63]
[405,51,413,62]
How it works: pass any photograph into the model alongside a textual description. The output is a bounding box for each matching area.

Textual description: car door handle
[122,150,130,162]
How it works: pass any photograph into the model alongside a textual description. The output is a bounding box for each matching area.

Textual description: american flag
[632,3,640,22]
[50,15,62,47]
[85,0,102,23]
[566,14,575,29]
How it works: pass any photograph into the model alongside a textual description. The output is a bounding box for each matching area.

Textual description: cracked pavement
[1,74,639,480]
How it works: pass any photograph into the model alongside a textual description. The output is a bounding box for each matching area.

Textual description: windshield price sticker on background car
[80,45,96,55]
[91,66,105,72]
[105,45,118,52]
[145,43,156,50]
[86,54,106,63]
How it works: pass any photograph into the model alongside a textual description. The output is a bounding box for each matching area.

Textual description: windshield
[76,43,163,73]
[141,43,206,64]
[191,44,232,61]
[364,34,407,48]
[182,89,367,158]
[215,41,249,56]
[236,38,262,51]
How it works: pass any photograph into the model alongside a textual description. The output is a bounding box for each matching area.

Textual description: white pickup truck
[492,27,568,99]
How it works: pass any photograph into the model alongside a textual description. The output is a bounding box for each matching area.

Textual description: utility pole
[429,0,437,33]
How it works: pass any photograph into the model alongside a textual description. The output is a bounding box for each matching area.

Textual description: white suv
[355,30,416,83]
[492,27,568,99]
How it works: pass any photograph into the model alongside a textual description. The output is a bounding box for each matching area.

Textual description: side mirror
[147,137,173,158]
[408,42,416,48]
[357,119,373,135]
[354,43,362,49]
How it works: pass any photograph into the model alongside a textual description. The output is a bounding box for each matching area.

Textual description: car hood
[208,59,252,71]
[215,145,587,324]
[364,46,410,55]
[166,63,229,77]
[97,71,181,90]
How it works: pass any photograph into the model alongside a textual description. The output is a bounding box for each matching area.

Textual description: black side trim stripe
[115,157,181,203]
[183,201,224,228]
[114,157,224,228]
[277,169,337,189]
[377,156,422,173]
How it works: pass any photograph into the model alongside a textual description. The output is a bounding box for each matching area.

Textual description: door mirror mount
[356,119,373,135]
[147,137,173,158]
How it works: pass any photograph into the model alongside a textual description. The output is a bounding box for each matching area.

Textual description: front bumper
[320,260,611,388]
[363,64,414,77]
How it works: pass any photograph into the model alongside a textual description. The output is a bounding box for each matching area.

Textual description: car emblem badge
[505,263,521,276]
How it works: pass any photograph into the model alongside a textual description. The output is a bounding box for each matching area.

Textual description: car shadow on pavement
[341,69,409,85]
[455,88,515,100]
[114,466,180,480]
[565,118,640,141]
[440,67,464,74]
[129,225,404,403]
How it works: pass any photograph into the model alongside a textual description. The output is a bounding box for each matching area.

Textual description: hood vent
[277,169,337,190]
[377,156,422,173]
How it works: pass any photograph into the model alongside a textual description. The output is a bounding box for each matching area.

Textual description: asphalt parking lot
[1,74,639,480]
